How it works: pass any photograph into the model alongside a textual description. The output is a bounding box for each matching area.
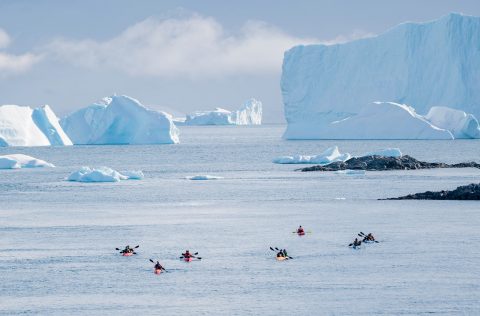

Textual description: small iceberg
[362,148,402,158]
[334,169,366,175]
[273,146,351,164]
[0,154,55,169]
[187,175,224,180]
[68,167,144,182]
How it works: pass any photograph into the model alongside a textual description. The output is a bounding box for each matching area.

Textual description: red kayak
[183,257,193,262]
[122,252,134,256]
[154,269,162,274]
[297,231,305,236]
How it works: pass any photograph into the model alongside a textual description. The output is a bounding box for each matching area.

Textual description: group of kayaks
[117,246,201,274]
[116,228,378,274]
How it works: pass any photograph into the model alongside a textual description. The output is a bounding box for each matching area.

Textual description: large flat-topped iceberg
[61,95,179,144]
[184,98,262,125]
[281,13,480,139]
[0,104,72,147]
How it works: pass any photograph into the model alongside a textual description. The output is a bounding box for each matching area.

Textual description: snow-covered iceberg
[0,104,72,147]
[0,154,55,169]
[67,166,144,182]
[281,13,480,139]
[425,107,480,139]
[183,98,262,125]
[273,146,351,164]
[61,95,179,145]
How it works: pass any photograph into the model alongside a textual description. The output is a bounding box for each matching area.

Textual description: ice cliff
[281,13,480,139]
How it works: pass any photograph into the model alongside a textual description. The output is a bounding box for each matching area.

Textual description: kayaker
[154,261,165,271]
[121,245,133,254]
[282,249,289,257]
[365,233,375,241]
[297,226,304,234]
[183,250,193,258]
[276,250,284,258]
[351,238,362,247]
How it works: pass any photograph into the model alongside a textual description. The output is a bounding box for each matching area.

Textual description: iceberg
[0,104,72,147]
[425,106,480,139]
[0,154,55,169]
[273,146,351,164]
[68,166,144,182]
[281,13,480,139]
[362,148,402,158]
[184,98,262,125]
[273,146,403,165]
[187,175,224,180]
[61,95,179,145]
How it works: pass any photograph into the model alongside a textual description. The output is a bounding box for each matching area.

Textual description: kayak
[297,231,305,236]
[122,252,134,256]
[276,256,288,261]
[183,257,193,262]
[154,269,162,274]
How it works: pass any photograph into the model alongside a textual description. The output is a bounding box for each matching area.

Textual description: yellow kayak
[276,256,288,261]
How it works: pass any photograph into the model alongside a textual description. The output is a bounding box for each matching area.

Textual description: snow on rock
[273,146,351,164]
[67,166,144,182]
[0,154,55,169]
[187,175,224,180]
[0,104,72,147]
[362,148,402,158]
[61,95,179,145]
[425,106,480,139]
[281,13,480,139]
[184,98,262,125]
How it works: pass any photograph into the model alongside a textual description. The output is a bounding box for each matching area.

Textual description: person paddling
[183,250,193,259]
[350,238,362,248]
[297,226,305,234]
[154,261,165,271]
[121,245,133,254]
[364,233,375,242]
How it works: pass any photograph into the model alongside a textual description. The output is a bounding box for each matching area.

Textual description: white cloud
[47,14,318,78]
[0,28,41,75]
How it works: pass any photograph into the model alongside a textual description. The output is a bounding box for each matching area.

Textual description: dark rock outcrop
[386,183,480,200]
[299,155,480,172]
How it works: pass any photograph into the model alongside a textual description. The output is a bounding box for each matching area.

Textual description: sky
[0,0,479,122]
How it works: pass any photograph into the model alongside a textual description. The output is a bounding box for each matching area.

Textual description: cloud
[46,14,318,78]
[0,28,41,75]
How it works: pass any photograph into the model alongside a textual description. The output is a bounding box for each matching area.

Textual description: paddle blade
[134,245,140,248]
[270,247,275,252]
[149,259,154,263]
[115,248,120,250]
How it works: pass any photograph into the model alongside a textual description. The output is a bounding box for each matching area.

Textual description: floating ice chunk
[187,175,224,180]
[362,148,402,158]
[0,154,55,169]
[273,146,351,164]
[68,166,143,182]
[121,170,144,180]
[334,170,366,175]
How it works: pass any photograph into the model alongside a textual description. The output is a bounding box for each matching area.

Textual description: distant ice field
[0,125,479,315]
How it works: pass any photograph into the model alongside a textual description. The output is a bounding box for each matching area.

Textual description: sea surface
[1,125,479,315]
